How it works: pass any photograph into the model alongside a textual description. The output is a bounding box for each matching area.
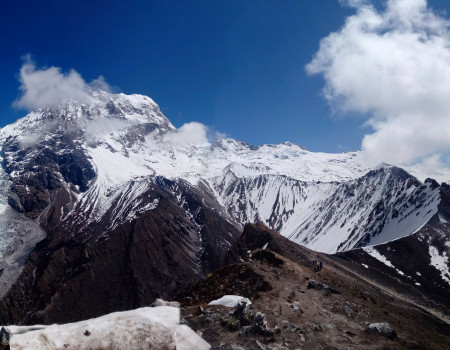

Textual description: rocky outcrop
[3,128,94,226]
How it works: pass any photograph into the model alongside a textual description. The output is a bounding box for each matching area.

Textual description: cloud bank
[307,0,450,166]
[14,56,111,110]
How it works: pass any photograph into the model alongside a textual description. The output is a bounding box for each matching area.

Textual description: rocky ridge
[178,223,450,349]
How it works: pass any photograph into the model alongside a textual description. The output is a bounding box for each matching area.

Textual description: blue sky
[2,0,450,160]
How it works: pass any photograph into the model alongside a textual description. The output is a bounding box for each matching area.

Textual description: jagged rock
[290,302,302,313]
[366,322,397,339]
[253,312,266,327]
[234,299,251,317]
[0,327,10,350]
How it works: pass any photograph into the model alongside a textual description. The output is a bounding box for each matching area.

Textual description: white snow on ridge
[363,247,406,277]
[9,306,210,350]
[363,247,395,269]
[429,246,450,285]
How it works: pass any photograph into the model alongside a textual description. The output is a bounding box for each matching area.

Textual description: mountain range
[0,90,448,329]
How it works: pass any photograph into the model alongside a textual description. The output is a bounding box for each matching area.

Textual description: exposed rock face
[213,166,441,253]
[4,130,94,225]
[0,92,242,324]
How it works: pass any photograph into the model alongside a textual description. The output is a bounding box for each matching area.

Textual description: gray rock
[0,327,10,350]
[366,322,397,339]
[344,305,354,317]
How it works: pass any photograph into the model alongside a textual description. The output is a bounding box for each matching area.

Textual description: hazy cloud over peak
[14,56,112,110]
[164,122,209,146]
[307,0,450,166]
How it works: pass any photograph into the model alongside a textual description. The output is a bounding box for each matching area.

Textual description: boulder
[366,322,397,339]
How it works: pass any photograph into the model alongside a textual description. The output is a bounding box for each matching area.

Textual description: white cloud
[164,122,209,145]
[14,55,111,110]
[307,0,450,166]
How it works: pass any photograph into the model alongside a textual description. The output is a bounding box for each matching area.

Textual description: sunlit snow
[8,306,210,350]
[429,246,450,285]
[208,295,252,307]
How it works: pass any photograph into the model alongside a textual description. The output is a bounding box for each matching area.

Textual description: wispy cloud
[307,0,450,167]
[14,55,111,110]
[164,122,209,145]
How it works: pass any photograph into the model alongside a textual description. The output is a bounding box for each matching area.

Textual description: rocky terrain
[177,223,450,349]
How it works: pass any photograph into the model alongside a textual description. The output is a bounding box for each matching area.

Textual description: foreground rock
[366,322,397,339]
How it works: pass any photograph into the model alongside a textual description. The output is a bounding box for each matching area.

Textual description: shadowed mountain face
[0,178,240,324]
[0,91,448,325]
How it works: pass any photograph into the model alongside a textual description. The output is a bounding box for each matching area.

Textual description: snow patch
[9,306,210,350]
[208,295,252,308]
[438,214,449,224]
[363,247,406,276]
[429,246,450,285]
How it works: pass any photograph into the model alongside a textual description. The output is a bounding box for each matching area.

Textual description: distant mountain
[0,90,449,324]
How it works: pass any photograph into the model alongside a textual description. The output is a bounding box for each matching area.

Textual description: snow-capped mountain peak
[0,90,174,141]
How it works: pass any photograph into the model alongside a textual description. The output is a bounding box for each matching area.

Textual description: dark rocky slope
[0,180,240,325]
